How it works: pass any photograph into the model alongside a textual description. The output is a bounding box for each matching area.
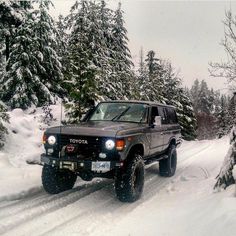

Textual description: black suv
[41,101,181,202]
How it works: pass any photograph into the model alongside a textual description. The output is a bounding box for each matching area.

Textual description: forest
[0,0,235,148]
[1,1,236,234]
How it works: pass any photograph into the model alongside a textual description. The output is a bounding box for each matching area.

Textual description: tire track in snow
[0,180,110,219]
[0,141,215,236]
[40,146,213,236]
[0,163,169,236]
[0,180,112,235]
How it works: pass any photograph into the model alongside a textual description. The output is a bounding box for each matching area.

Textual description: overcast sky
[50,0,235,92]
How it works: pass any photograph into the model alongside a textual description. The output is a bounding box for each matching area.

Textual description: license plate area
[60,161,77,171]
[91,161,110,172]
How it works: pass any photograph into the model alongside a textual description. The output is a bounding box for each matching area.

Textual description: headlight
[105,139,115,150]
[48,135,56,145]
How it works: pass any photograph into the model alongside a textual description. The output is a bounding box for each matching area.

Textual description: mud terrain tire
[159,145,177,177]
[115,154,144,202]
[42,165,77,194]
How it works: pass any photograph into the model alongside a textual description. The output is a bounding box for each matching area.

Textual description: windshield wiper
[111,106,131,121]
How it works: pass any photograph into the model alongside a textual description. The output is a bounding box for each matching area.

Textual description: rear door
[149,106,165,155]
[157,106,169,151]
[162,107,179,150]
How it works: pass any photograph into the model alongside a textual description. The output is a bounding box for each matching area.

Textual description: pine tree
[92,0,115,100]
[216,95,231,138]
[214,93,236,189]
[189,79,224,139]
[65,0,98,122]
[0,0,32,82]
[56,15,68,75]
[198,80,212,114]
[214,125,236,189]
[0,101,9,148]
[228,92,236,129]
[137,47,149,100]
[56,14,71,97]
[190,79,200,113]
[176,88,197,140]
[33,0,64,97]
[162,61,197,140]
[65,0,135,121]
[0,0,31,61]
[144,50,165,102]
[0,38,5,80]
[0,0,64,109]
[162,61,181,103]
[110,2,134,99]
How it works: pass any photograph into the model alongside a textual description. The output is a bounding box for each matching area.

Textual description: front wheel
[159,145,177,177]
[115,154,145,202]
[42,165,77,194]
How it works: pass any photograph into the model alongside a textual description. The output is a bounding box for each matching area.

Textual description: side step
[144,154,168,165]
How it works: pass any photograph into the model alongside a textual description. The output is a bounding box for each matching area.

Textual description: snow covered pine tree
[0,0,63,109]
[215,92,236,189]
[0,102,9,148]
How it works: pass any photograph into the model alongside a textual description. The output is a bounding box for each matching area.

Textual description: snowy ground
[0,107,236,236]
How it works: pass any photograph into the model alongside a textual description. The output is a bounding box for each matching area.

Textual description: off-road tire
[42,165,77,194]
[115,154,145,202]
[159,145,177,177]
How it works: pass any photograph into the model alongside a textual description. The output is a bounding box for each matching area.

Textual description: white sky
[50,0,235,92]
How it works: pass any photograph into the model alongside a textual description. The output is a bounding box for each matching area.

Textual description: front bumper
[40,154,122,172]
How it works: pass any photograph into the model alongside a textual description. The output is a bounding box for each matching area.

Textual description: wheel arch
[128,143,145,156]
[169,137,177,147]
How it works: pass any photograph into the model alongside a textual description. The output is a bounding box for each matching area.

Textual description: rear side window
[165,107,178,124]
[150,106,159,124]
[157,106,168,124]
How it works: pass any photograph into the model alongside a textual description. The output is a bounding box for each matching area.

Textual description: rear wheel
[115,154,145,202]
[42,165,77,194]
[159,145,177,177]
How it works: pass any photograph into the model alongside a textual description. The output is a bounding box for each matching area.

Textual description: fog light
[48,148,53,154]
[99,153,107,159]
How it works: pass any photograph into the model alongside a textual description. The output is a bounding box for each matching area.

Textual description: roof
[100,100,175,108]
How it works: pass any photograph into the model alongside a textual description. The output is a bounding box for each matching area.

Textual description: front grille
[58,135,103,159]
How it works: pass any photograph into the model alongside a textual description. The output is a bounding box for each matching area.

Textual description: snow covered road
[1,137,236,236]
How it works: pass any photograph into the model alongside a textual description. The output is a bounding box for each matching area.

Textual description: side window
[150,106,159,124]
[165,108,178,124]
[158,106,168,124]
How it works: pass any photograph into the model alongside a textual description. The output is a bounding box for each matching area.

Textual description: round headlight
[48,135,56,145]
[105,139,115,150]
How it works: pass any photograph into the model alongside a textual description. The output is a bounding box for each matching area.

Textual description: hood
[45,121,144,138]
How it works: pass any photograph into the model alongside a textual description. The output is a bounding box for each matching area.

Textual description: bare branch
[209,9,236,85]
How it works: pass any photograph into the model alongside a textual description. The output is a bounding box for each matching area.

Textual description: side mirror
[154,116,162,127]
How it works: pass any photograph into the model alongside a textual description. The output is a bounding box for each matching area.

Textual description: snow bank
[0,104,64,200]
[3,104,64,166]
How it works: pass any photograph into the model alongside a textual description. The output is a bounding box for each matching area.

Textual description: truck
[41,100,182,202]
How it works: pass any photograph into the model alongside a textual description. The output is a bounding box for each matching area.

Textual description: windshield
[89,102,148,123]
